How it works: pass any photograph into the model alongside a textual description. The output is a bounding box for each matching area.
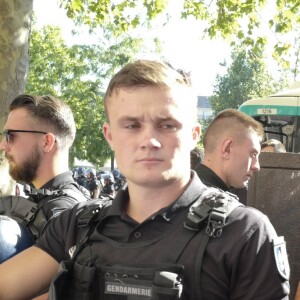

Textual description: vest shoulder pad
[184,187,243,237]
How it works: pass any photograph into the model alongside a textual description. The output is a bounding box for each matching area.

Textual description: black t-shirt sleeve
[227,208,290,299]
[43,195,81,220]
[35,203,80,262]
[201,206,290,299]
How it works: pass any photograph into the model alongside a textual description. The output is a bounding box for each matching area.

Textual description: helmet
[0,216,34,263]
[86,168,96,178]
[77,167,85,175]
[103,173,115,183]
[112,169,120,178]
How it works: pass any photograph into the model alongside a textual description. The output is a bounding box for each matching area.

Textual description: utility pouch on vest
[49,262,183,300]
[49,260,97,300]
[101,264,183,299]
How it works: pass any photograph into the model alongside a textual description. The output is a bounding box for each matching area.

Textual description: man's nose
[252,159,260,171]
[0,137,7,151]
[140,128,161,149]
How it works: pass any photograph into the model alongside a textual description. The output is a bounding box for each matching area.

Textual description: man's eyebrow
[117,115,178,123]
[118,116,139,122]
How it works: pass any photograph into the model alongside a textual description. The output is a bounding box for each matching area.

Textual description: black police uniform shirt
[36,171,290,299]
[41,171,77,190]
[39,171,87,220]
[76,175,87,189]
[195,163,248,205]
[102,182,114,195]
[86,178,100,196]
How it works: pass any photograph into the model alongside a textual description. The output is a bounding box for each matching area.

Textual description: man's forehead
[106,85,197,121]
[109,84,195,101]
[6,108,35,128]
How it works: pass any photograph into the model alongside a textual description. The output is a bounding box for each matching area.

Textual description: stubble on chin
[9,148,41,184]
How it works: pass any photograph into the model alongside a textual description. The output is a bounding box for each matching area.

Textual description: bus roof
[239,82,300,116]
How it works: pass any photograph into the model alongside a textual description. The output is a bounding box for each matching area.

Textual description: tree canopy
[209,47,287,115]
[59,0,300,66]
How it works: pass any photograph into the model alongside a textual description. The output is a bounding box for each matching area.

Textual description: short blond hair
[103,60,197,120]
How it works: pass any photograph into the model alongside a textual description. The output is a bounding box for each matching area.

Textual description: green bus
[239,82,300,153]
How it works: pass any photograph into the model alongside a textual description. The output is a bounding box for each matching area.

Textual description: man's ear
[221,137,233,159]
[102,122,114,150]
[43,133,56,152]
[191,123,201,148]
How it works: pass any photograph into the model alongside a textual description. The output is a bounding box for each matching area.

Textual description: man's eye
[7,133,15,142]
[125,123,139,129]
[161,123,176,130]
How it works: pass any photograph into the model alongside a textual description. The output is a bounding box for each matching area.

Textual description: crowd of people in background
[72,166,127,199]
[71,135,287,203]
[70,137,288,203]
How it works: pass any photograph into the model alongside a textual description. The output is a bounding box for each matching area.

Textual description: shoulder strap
[58,182,91,201]
[21,186,60,226]
[163,187,243,300]
[164,187,243,264]
[188,187,243,300]
[21,183,88,227]
[0,184,55,226]
[0,195,38,224]
[70,199,112,260]
[184,187,243,237]
[23,184,54,200]
[22,181,90,224]
[0,183,92,241]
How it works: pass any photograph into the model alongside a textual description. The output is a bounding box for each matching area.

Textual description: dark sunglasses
[1,129,48,144]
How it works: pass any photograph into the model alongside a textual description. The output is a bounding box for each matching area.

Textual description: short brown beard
[8,145,41,184]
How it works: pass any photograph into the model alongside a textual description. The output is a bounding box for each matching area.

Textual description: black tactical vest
[49,188,243,300]
[0,182,90,240]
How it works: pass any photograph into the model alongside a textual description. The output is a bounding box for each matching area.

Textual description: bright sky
[33,0,232,95]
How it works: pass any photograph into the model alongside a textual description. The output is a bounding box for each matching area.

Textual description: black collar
[103,171,207,222]
[194,164,229,191]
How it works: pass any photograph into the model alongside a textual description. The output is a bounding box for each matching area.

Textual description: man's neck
[203,158,229,188]
[33,153,70,188]
[32,167,69,189]
[125,178,190,223]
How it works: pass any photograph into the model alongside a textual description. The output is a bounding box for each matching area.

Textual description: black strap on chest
[0,182,90,232]
[71,199,112,260]
[21,183,89,226]
[184,188,243,300]
[21,186,60,226]
[156,187,242,300]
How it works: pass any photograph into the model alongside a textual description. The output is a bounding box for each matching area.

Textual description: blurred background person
[261,139,286,153]
[101,173,115,197]
[190,146,204,171]
[85,168,100,199]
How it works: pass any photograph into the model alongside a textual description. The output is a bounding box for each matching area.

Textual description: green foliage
[182,0,300,64]
[59,0,300,64]
[209,47,283,115]
[59,0,168,35]
[27,26,108,167]
[26,24,159,168]
[198,116,213,147]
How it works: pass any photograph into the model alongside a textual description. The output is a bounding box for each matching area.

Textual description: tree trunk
[0,0,33,129]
